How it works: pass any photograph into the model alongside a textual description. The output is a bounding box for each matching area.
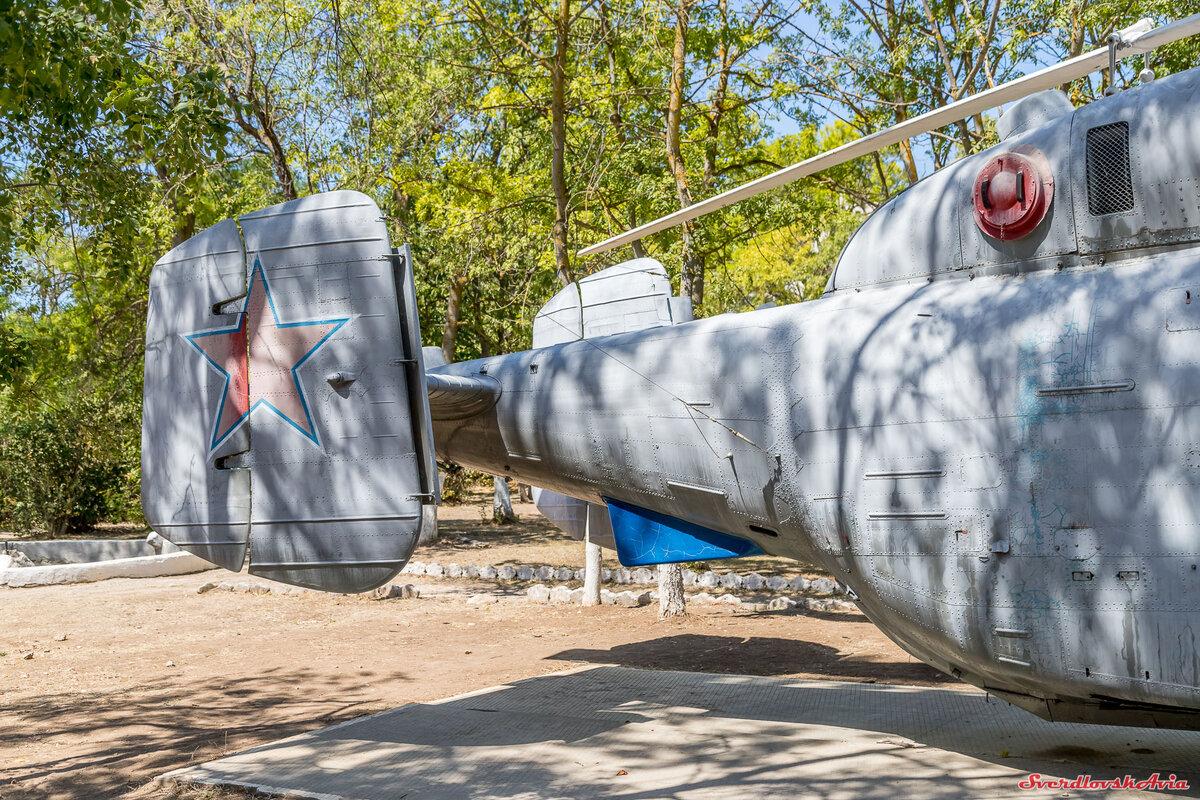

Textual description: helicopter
[143,14,1200,728]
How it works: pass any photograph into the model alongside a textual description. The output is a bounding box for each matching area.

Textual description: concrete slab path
[163,665,1200,799]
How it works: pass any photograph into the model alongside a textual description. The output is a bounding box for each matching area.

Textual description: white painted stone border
[195,580,421,600]
[524,582,858,612]
[401,561,843,596]
[2,534,178,564]
[187,576,853,612]
[0,552,216,588]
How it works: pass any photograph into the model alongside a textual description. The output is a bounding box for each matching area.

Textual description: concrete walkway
[163,666,1200,799]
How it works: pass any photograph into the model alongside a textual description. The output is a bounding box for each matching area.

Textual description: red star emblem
[186,257,348,449]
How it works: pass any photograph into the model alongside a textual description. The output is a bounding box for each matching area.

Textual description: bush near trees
[2,0,1196,533]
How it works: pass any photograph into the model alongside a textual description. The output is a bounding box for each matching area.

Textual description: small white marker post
[583,509,602,606]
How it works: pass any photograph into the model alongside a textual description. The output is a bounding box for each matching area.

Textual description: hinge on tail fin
[390,245,439,503]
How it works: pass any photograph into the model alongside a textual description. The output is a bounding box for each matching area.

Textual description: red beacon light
[972,146,1054,240]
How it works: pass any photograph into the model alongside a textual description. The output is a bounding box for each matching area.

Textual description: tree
[706,123,895,310]
[454,0,589,291]
[665,0,702,305]
[150,0,345,201]
[5,0,1198,536]
[0,0,236,532]
[493,476,517,523]
[658,562,687,618]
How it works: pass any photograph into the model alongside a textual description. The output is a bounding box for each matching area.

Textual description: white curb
[0,551,216,588]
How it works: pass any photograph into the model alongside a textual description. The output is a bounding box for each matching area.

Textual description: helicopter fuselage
[433,66,1200,727]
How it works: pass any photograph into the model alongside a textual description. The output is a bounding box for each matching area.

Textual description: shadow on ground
[0,666,402,800]
[550,631,955,683]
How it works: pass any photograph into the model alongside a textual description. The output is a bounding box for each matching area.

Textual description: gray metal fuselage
[433,252,1200,724]
[432,68,1200,726]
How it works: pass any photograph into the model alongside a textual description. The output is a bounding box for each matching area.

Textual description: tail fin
[141,191,437,593]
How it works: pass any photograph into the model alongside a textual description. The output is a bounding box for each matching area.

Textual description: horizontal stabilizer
[530,488,615,550]
[532,258,691,346]
[142,191,437,593]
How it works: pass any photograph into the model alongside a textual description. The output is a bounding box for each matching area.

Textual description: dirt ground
[0,494,955,800]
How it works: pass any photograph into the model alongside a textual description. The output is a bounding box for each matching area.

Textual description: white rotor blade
[579,13,1200,258]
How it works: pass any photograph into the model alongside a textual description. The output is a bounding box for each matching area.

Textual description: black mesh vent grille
[1086,122,1134,216]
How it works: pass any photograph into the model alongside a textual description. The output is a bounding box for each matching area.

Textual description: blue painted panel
[604,497,764,567]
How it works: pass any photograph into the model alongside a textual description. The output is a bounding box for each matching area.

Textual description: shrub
[0,397,140,535]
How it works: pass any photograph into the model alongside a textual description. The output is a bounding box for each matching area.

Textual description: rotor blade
[578,13,1200,258]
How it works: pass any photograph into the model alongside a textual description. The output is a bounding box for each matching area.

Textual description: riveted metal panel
[530,258,691,547]
[959,117,1077,270]
[142,219,250,572]
[1072,68,1200,255]
[831,164,966,289]
[236,191,423,593]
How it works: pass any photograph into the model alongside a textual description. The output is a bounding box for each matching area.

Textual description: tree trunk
[493,477,517,523]
[883,0,920,186]
[896,133,920,186]
[255,106,298,201]
[599,0,647,261]
[442,274,466,364]
[392,186,411,240]
[174,2,298,202]
[550,0,574,289]
[667,0,703,308]
[417,503,438,545]
[658,562,687,618]
[702,0,733,190]
[628,210,647,260]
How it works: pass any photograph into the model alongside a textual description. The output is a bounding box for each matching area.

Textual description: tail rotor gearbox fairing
[141,191,436,593]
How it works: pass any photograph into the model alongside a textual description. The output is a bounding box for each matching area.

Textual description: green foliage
[0,277,144,533]
[706,123,891,311]
[0,0,137,135]
[0,398,140,534]
[0,320,28,383]
[438,462,493,505]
